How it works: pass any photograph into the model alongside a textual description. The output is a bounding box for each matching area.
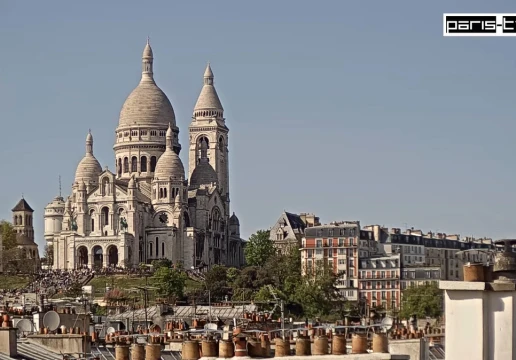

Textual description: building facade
[298,219,493,309]
[358,254,401,309]
[301,221,365,301]
[364,225,492,282]
[269,211,319,252]
[44,41,245,270]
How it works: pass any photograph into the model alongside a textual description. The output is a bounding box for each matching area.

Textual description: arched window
[90,209,95,232]
[218,136,224,150]
[141,156,147,172]
[102,177,110,196]
[101,207,109,227]
[123,157,129,173]
[162,242,165,256]
[155,237,159,257]
[149,243,153,257]
[164,188,167,198]
[150,156,157,172]
[197,136,210,161]
[159,188,163,198]
[212,208,221,232]
[131,156,138,172]
[118,158,122,176]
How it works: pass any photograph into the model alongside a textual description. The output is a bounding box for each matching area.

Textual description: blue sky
[1,0,516,252]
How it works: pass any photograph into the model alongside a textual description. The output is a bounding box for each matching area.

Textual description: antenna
[59,175,62,197]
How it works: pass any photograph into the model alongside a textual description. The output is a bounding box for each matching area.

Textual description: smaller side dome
[45,196,65,210]
[230,212,240,226]
[190,161,218,188]
[154,123,185,180]
[75,131,102,184]
[190,137,218,188]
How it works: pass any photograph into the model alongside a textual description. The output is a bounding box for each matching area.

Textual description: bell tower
[12,197,35,241]
[188,64,230,203]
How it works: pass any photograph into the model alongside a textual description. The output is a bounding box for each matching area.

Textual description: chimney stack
[0,315,17,357]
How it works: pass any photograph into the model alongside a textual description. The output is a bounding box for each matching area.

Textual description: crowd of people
[29,268,93,297]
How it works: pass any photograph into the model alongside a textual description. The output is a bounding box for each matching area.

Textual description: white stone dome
[75,154,102,183]
[118,41,176,127]
[45,196,65,210]
[154,150,184,180]
[118,81,176,127]
[190,160,218,188]
[154,125,184,180]
[76,131,101,184]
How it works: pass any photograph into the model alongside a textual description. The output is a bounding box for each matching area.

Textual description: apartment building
[301,221,362,300]
[359,254,401,309]
[364,225,492,281]
[401,265,441,289]
[269,211,320,252]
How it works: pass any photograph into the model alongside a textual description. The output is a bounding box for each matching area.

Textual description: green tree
[204,265,230,299]
[44,244,54,267]
[291,265,343,319]
[0,221,17,250]
[233,266,272,292]
[152,267,187,301]
[244,230,276,267]
[400,283,443,320]
[151,258,172,270]
[226,267,241,286]
[263,246,302,296]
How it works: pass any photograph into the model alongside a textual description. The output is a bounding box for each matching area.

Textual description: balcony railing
[359,274,399,280]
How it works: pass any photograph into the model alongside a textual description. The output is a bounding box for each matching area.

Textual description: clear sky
[1,0,516,252]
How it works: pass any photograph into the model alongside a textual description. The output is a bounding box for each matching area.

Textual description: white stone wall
[441,281,516,360]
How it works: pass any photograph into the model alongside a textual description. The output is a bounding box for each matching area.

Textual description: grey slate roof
[0,341,63,360]
[12,199,34,212]
[108,304,258,322]
[284,212,305,233]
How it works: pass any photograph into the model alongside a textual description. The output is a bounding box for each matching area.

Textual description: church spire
[193,63,223,115]
[141,38,154,83]
[166,123,173,150]
[86,129,93,155]
[204,63,214,85]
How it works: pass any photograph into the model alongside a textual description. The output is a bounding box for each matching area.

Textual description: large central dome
[118,41,176,127]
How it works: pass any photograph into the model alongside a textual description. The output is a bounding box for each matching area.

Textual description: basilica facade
[44,41,245,270]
